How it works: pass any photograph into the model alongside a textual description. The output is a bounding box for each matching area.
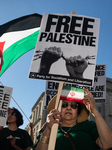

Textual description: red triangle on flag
[0,41,5,72]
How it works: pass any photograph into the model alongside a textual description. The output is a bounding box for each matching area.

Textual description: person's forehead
[8,108,14,113]
[62,100,77,104]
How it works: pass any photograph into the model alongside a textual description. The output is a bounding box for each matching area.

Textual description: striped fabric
[60,85,84,103]
[0,13,42,76]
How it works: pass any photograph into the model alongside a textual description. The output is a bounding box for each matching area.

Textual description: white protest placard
[44,64,106,108]
[0,85,13,126]
[89,64,106,102]
[29,13,100,87]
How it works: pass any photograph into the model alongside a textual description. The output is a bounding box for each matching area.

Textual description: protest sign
[44,64,106,109]
[91,64,106,102]
[29,13,100,87]
[44,80,59,109]
[0,85,13,126]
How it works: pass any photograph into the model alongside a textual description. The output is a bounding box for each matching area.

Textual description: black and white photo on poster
[0,85,13,126]
[29,13,100,87]
[44,64,106,109]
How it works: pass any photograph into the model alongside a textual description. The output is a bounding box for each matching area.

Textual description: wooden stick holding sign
[71,11,77,14]
[48,81,64,150]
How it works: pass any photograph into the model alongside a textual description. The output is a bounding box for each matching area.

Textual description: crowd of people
[0,87,112,150]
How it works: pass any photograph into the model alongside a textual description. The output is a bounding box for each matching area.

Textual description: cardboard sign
[44,64,106,109]
[90,64,106,102]
[0,85,13,126]
[29,13,100,87]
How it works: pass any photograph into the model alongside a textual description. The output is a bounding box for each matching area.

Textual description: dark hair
[77,102,89,117]
[77,102,84,115]
[7,107,23,127]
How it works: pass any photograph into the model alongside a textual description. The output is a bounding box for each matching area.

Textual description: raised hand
[65,55,88,78]
[46,109,62,131]
[83,87,97,116]
[38,47,63,74]
[30,122,34,129]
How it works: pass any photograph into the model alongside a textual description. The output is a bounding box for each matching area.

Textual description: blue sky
[0,0,112,129]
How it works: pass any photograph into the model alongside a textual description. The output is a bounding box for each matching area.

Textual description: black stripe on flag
[0,13,42,36]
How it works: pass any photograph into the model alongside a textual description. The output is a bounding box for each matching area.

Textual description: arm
[83,88,112,150]
[36,127,51,150]
[36,109,62,150]
[94,110,112,150]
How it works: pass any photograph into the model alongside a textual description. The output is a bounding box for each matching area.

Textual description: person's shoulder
[81,120,97,131]
[82,120,96,126]
[18,128,29,135]
[2,127,9,131]
[78,120,95,125]
[0,127,9,136]
[18,128,33,148]
[18,128,30,139]
[18,128,26,132]
[83,120,96,124]
[77,120,96,129]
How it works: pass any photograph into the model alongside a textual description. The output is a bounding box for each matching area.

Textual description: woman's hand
[83,87,97,116]
[35,110,61,150]
[46,109,62,131]
[7,135,16,148]
[30,122,34,129]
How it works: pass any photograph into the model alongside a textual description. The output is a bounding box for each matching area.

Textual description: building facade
[25,92,47,144]
[25,77,112,145]
[105,77,112,131]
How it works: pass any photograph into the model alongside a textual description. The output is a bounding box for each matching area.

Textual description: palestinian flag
[60,85,84,103]
[0,13,42,76]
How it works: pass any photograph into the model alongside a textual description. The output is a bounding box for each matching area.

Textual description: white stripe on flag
[0,27,40,51]
[61,89,84,99]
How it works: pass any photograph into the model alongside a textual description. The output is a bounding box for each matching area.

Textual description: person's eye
[71,103,77,109]
[62,103,67,108]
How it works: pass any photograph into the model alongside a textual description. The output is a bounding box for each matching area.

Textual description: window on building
[33,111,35,123]
[38,102,41,116]
[35,107,38,121]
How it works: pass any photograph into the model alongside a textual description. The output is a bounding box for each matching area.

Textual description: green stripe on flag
[62,85,84,93]
[0,30,40,76]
